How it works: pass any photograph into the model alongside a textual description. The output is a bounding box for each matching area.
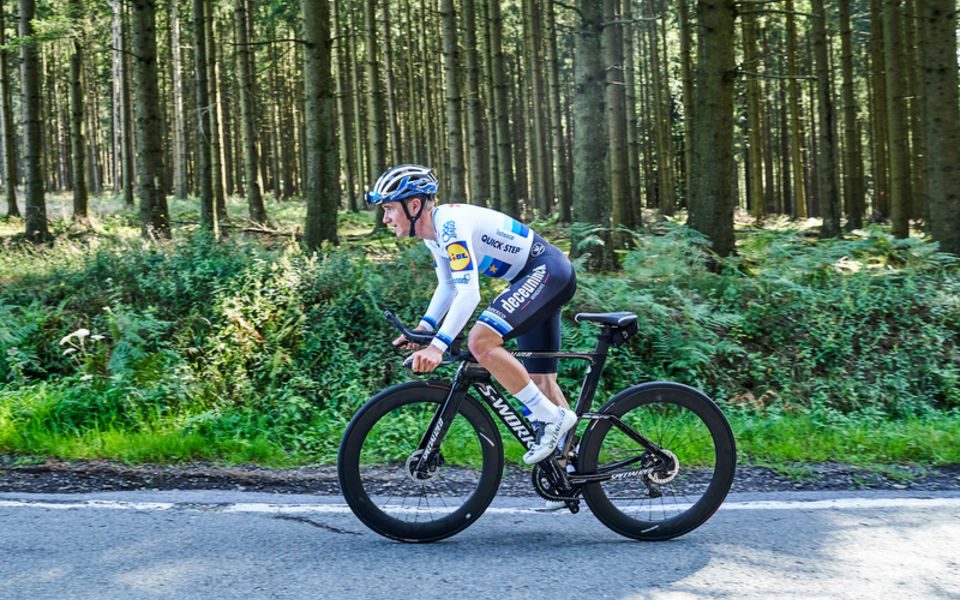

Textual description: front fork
[411,362,472,479]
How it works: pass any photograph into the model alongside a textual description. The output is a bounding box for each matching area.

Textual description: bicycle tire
[337,381,504,542]
[579,382,736,541]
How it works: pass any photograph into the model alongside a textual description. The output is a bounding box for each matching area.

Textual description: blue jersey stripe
[436,331,454,346]
[478,311,513,336]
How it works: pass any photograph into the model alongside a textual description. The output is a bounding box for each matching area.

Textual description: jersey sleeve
[429,231,482,352]
[419,250,456,331]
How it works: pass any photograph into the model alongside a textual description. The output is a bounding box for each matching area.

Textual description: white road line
[1,496,959,515]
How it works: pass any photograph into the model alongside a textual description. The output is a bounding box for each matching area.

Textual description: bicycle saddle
[574,312,638,327]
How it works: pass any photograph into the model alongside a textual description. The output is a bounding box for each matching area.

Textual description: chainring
[531,463,580,502]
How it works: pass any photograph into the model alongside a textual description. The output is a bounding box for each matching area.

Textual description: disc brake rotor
[648,449,680,484]
[405,449,443,483]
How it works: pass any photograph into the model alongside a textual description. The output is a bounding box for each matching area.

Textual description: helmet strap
[401,197,428,238]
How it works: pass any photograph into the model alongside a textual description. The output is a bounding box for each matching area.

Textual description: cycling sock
[515,380,565,423]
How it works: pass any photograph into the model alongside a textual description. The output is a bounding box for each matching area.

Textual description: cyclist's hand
[392,334,419,350]
[410,345,444,373]
[392,325,430,351]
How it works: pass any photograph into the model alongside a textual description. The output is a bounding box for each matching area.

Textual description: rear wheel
[337,382,503,542]
[579,382,736,540]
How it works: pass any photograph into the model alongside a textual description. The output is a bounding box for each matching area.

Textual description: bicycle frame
[410,325,672,486]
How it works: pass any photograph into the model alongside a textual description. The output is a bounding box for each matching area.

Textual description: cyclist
[366,164,577,465]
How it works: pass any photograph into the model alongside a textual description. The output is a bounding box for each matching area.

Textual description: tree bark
[440,0,466,204]
[20,0,48,242]
[920,0,960,254]
[883,0,912,238]
[0,5,19,216]
[194,0,216,233]
[604,0,633,243]
[689,0,736,258]
[839,0,864,230]
[333,0,357,210]
[571,0,613,270]
[236,0,267,223]
[171,0,188,199]
[118,0,136,207]
[69,0,88,221]
[678,0,694,210]
[205,0,226,221]
[463,0,489,207]
[785,0,807,218]
[131,0,170,238]
[811,0,841,237]
[302,0,340,249]
[488,0,517,216]
[869,0,890,217]
[742,10,763,222]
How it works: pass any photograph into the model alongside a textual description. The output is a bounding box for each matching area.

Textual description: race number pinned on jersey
[446,241,473,271]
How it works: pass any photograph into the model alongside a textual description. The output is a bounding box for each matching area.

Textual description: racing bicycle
[337,310,737,542]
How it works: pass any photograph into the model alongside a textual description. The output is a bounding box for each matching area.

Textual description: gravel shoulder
[2,455,959,496]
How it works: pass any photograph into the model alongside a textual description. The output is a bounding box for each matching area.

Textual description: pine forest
[0,0,957,256]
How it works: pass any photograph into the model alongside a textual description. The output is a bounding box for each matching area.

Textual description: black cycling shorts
[477,233,577,374]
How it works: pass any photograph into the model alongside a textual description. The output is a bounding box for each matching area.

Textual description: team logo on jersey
[531,242,545,257]
[447,242,473,271]
[441,220,457,243]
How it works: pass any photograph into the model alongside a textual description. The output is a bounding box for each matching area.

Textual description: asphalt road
[1,490,958,600]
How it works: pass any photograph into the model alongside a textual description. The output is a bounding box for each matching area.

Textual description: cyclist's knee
[467,324,503,357]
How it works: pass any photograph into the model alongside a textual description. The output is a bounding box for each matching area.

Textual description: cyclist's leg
[517,310,569,410]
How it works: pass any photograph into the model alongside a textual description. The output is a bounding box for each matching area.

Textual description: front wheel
[578,382,736,541]
[337,382,504,542]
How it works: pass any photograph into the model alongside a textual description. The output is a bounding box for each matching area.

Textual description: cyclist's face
[382,202,410,237]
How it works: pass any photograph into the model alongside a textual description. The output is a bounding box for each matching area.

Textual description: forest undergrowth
[1,195,958,471]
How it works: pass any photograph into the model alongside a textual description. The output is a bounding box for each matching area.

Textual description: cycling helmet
[366,164,438,237]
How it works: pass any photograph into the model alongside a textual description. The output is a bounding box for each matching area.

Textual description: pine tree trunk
[689,0,736,258]
[571,0,613,270]
[463,0,488,207]
[678,0,694,209]
[21,0,47,241]
[0,6,19,217]
[811,0,841,237]
[622,0,641,219]
[205,1,226,221]
[649,6,675,216]
[348,2,366,190]
[742,10,763,222]
[488,0,516,216]
[839,0,864,230]
[302,0,339,249]
[170,0,187,199]
[118,0,135,207]
[380,0,400,163]
[920,0,960,254]
[480,0,500,209]
[883,0,912,238]
[69,0,88,221]
[333,0,357,210]
[441,0,466,204]
[194,0,215,232]
[604,0,632,242]
[785,0,807,218]
[219,20,235,198]
[131,0,170,238]
[364,0,386,180]
[905,0,926,223]
[236,0,267,223]
[869,0,890,217]
[523,0,551,216]
[545,0,569,221]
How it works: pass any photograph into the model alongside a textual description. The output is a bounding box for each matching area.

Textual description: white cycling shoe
[523,408,578,465]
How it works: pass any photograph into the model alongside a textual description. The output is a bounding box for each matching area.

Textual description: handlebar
[384,310,466,368]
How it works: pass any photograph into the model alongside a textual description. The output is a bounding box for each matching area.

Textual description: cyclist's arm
[429,239,481,353]
[418,256,456,332]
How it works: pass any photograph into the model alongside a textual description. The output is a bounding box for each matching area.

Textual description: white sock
[514,380,565,423]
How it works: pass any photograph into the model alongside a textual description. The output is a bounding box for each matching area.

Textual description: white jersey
[419,204,536,351]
